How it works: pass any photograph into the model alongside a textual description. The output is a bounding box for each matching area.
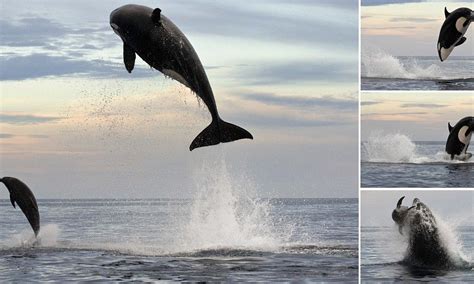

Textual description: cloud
[0,113,63,125]
[0,17,68,47]
[361,0,425,6]
[400,103,447,108]
[362,111,428,117]
[0,54,155,80]
[240,60,357,85]
[0,16,108,48]
[390,17,437,23]
[238,92,357,110]
[361,101,381,106]
[168,1,358,48]
[0,133,15,139]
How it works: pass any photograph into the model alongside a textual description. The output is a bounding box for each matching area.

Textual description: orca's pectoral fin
[448,122,453,133]
[398,225,403,235]
[123,43,136,73]
[10,194,16,208]
[455,37,467,47]
[444,7,450,18]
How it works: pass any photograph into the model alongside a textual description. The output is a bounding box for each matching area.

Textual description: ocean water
[361,48,474,90]
[0,196,358,281]
[361,223,474,282]
[361,134,474,187]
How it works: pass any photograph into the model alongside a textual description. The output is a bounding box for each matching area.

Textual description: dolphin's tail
[189,118,253,151]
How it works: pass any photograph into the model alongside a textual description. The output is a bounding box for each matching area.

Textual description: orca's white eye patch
[458,126,470,144]
[455,17,468,33]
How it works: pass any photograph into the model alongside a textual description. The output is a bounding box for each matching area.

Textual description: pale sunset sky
[0,1,359,198]
[362,0,474,56]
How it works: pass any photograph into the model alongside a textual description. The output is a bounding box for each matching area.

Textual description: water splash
[362,132,470,164]
[362,132,420,163]
[436,216,472,267]
[361,47,444,80]
[399,212,472,268]
[175,159,288,252]
[2,224,59,248]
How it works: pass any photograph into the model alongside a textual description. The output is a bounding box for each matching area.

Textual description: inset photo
[361,92,473,188]
[361,1,474,91]
[361,190,474,282]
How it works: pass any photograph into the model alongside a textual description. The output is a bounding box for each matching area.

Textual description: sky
[361,190,473,227]
[361,92,474,141]
[0,1,359,198]
[361,0,474,56]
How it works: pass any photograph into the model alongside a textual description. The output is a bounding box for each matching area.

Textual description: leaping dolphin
[110,5,253,151]
[1,177,40,237]
[437,7,473,61]
[445,116,473,160]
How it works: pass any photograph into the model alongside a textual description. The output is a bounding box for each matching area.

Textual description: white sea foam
[362,132,470,164]
[361,47,444,80]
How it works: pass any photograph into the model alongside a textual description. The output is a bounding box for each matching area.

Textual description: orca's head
[110,5,161,44]
[392,196,415,235]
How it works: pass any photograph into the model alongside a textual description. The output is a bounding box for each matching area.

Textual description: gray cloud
[0,113,63,124]
[28,134,49,138]
[362,111,428,117]
[0,54,154,80]
[400,103,447,108]
[167,1,358,48]
[238,92,357,110]
[227,111,350,128]
[0,17,68,47]
[361,0,425,6]
[390,17,437,23]
[361,101,381,106]
[0,133,15,139]
[241,61,358,85]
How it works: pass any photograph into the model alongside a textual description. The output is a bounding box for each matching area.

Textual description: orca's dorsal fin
[448,122,453,132]
[456,37,467,47]
[444,7,450,18]
[152,8,161,25]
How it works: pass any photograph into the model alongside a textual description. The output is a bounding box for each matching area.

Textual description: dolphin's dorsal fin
[152,8,161,25]
[448,122,453,132]
[444,7,450,18]
[455,37,466,47]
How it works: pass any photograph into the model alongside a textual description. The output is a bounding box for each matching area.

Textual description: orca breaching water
[392,196,455,268]
[110,4,253,151]
[437,7,473,62]
[1,177,40,237]
[445,116,473,161]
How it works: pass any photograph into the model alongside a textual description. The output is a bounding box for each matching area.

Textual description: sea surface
[361,225,474,282]
[0,198,358,282]
[361,136,474,187]
[361,52,474,90]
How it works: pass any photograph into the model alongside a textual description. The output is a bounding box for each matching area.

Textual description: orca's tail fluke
[189,118,253,151]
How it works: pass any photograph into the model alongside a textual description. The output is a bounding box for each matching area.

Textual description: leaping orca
[1,177,40,237]
[392,196,454,268]
[110,5,253,151]
[445,116,473,160]
[437,7,473,61]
